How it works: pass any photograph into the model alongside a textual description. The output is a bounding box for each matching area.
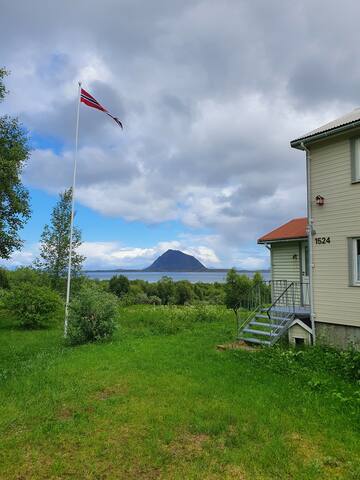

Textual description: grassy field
[0,305,359,479]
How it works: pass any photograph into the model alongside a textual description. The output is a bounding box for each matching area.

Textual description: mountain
[144,249,207,272]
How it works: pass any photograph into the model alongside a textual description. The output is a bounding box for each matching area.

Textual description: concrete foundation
[316,322,360,350]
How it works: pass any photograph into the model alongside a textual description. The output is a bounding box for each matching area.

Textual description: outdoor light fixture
[316,195,325,206]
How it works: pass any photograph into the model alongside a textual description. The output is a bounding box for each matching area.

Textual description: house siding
[271,242,301,283]
[310,138,360,328]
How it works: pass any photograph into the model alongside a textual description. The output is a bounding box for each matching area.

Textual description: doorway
[301,242,310,306]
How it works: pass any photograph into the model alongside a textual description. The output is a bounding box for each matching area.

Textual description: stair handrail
[266,281,295,318]
[238,304,262,334]
[237,281,271,338]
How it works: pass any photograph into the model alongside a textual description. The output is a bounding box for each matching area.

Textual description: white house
[239,109,360,350]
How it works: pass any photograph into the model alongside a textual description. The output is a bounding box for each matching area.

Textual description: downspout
[301,141,316,344]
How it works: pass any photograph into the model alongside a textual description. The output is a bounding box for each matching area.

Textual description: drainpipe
[301,141,316,344]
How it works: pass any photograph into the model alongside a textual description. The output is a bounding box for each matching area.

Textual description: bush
[175,281,194,305]
[156,276,175,305]
[109,274,130,297]
[7,267,50,288]
[4,283,63,329]
[67,285,118,345]
[252,344,360,383]
[147,295,162,305]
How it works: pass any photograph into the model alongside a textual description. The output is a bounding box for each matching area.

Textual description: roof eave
[258,236,307,244]
[290,119,360,150]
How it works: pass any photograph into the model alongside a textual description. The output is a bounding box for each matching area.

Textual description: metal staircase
[238,282,297,346]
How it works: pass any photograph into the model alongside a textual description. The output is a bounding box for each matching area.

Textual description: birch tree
[35,189,85,290]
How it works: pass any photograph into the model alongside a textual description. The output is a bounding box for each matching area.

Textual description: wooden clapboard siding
[271,242,301,283]
[310,137,360,327]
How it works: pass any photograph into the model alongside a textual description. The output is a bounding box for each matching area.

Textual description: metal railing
[266,282,297,345]
[237,279,310,342]
[237,281,272,335]
[270,280,309,308]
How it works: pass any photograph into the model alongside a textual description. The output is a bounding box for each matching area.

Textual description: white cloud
[0,238,221,271]
[0,246,38,269]
[2,0,359,268]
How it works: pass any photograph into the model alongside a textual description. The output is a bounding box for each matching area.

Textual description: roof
[258,217,307,244]
[291,108,360,149]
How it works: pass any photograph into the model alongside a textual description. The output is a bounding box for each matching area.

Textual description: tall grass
[119,304,234,336]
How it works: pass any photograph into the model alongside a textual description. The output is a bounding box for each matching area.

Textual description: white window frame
[352,238,360,285]
[351,138,360,183]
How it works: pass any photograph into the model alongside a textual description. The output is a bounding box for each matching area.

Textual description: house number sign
[315,237,331,245]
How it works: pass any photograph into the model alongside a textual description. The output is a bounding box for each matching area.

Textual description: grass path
[0,311,359,479]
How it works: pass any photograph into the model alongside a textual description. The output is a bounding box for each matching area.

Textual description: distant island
[84,249,269,274]
[144,249,207,272]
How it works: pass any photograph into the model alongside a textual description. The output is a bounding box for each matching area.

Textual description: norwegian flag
[80,88,123,129]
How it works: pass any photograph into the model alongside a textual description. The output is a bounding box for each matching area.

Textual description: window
[349,238,360,285]
[351,138,360,182]
[355,239,360,284]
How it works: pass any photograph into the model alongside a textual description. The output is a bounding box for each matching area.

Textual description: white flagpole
[64,81,82,337]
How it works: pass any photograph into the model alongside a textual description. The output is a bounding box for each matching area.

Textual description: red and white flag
[80,88,123,129]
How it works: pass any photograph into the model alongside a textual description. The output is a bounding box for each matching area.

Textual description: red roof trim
[258,217,307,243]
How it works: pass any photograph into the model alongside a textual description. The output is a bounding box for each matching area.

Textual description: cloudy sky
[0,0,358,270]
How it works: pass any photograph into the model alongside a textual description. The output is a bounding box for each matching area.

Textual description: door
[301,242,310,306]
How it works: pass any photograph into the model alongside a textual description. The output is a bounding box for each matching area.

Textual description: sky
[0,0,359,270]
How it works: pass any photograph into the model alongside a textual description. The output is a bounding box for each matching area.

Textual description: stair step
[256,313,288,324]
[239,337,271,346]
[249,321,283,328]
[243,328,275,337]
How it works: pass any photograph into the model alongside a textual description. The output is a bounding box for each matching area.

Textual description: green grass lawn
[0,306,359,479]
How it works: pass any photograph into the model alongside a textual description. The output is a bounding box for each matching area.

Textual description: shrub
[175,280,194,305]
[135,292,148,304]
[156,276,175,305]
[67,285,118,345]
[7,267,50,288]
[4,282,62,329]
[109,274,130,297]
[147,295,162,305]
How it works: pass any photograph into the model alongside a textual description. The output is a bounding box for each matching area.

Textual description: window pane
[355,139,360,180]
[357,240,360,282]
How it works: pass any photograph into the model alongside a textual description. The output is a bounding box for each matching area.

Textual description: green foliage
[193,281,225,305]
[147,295,162,305]
[0,68,31,259]
[90,276,227,306]
[67,285,117,345]
[156,276,175,305]
[252,271,263,287]
[242,345,360,418]
[7,266,50,288]
[254,345,360,383]
[3,283,62,329]
[35,188,85,291]
[108,274,130,297]
[175,280,194,305]
[0,68,8,101]
[224,268,252,314]
[133,292,149,304]
[337,348,360,381]
[120,304,229,337]
[0,267,9,289]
